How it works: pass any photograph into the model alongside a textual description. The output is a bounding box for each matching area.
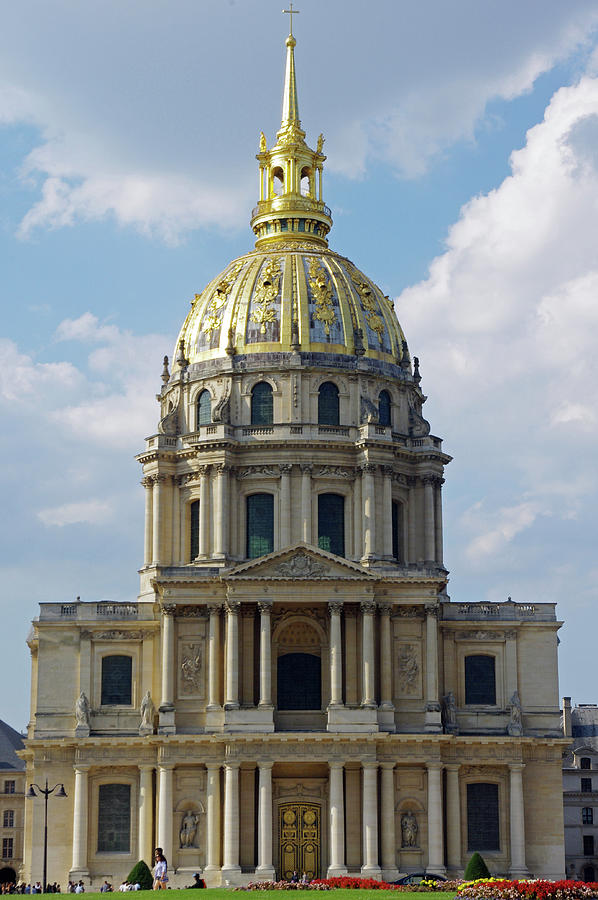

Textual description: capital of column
[300,463,313,475]
[216,463,229,475]
[508,762,525,772]
[206,762,221,772]
[138,764,154,772]
[425,603,440,618]
[381,465,393,478]
[361,760,378,771]
[151,473,167,485]
[197,464,210,477]
[361,463,377,475]
[158,762,175,771]
[329,760,344,770]
[258,761,274,771]
[207,602,223,615]
[161,603,176,616]
[141,476,153,488]
[378,603,392,616]
[426,761,444,771]
[379,761,395,771]
[74,765,91,774]
[445,763,461,772]
[224,759,241,770]
[328,600,343,614]
[258,601,273,614]
[225,599,241,614]
[360,600,376,615]
[279,464,293,475]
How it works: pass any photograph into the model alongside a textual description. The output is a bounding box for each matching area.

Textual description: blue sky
[2,0,598,731]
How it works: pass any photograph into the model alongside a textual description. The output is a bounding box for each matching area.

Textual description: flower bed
[238,881,332,890]
[457,879,598,900]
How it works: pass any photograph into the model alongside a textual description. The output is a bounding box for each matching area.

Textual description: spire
[281,32,300,130]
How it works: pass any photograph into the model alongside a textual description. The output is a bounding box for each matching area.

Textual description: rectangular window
[4,782,14,795]
[582,758,592,769]
[190,499,199,561]
[391,501,404,562]
[101,655,132,706]
[582,778,592,793]
[2,838,13,858]
[97,784,131,853]
[246,493,274,559]
[465,655,496,705]
[467,782,500,851]
[583,808,594,825]
[3,811,14,828]
[317,493,345,557]
[584,835,595,856]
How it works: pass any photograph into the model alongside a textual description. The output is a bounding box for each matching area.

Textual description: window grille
[246,493,274,559]
[277,653,321,710]
[190,500,199,560]
[392,501,404,562]
[251,382,273,425]
[3,782,14,795]
[582,778,592,793]
[378,390,391,427]
[467,783,499,851]
[3,811,13,828]
[465,655,496,705]
[197,390,211,427]
[101,656,132,706]
[97,784,131,853]
[584,835,595,856]
[583,808,594,825]
[318,382,339,425]
[318,494,344,557]
[2,838,13,859]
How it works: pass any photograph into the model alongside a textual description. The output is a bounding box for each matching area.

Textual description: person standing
[152,849,168,890]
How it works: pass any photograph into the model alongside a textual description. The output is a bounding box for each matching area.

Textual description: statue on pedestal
[139,690,155,735]
[75,691,90,737]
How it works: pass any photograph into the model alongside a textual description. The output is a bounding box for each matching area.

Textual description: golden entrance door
[279,802,320,880]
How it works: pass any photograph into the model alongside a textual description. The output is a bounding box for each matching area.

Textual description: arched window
[318,493,344,557]
[378,390,391,427]
[467,783,499,851]
[272,167,284,196]
[196,390,211,427]
[190,499,199,560]
[277,653,321,710]
[318,382,339,425]
[97,784,131,853]
[581,758,592,769]
[246,493,274,559]
[464,655,496,705]
[392,501,404,562]
[101,655,132,706]
[251,382,273,425]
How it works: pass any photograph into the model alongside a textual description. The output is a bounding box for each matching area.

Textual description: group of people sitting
[0,885,55,895]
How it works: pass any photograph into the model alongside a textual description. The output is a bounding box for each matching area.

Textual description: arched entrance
[0,868,16,885]
[279,802,321,880]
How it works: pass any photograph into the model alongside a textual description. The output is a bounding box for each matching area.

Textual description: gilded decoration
[307,257,336,336]
[249,257,282,335]
[201,261,244,337]
[348,265,385,343]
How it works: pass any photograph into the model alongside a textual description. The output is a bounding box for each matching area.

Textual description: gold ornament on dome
[308,257,336,335]
[250,258,282,333]
[202,261,244,336]
[349,266,385,342]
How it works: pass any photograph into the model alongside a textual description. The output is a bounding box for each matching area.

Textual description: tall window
[465,655,496,705]
[582,758,592,770]
[318,494,344,557]
[584,866,596,882]
[582,778,592,793]
[2,839,13,859]
[2,811,13,828]
[196,390,211,427]
[584,835,595,856]
[583,808,594,825]
[246,493,274,559]
[97,784,131,853]
[251,382,273,425]
[277,653,321,710]
[190,499,199,560]
[467,783,499,851]
[378,390,391,427]
[101,655,132,706]
[318,382,339,425]
[392,501,404,562]
[3,783,14,795]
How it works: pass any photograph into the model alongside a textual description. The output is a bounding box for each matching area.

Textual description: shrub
[126,860,153,890]
[464,852,490,880]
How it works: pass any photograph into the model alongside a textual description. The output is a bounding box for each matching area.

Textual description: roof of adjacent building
[0,719,25,771]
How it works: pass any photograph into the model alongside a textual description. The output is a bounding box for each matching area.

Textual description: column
[229,469,239,559]
[329,601,343,707]
[445,765,461,872]
[434,478,444,566]
[225,600,240,709]
[160,604,175,710]
[379,605,394,710]
[138,765,154,864]
[142,477,153,566]
[71,766,89,875]
[426,762,446,875]
[509,764,528,877]
[382,466,393,559]
[205,765,221,876]
[380,763,399,881]
[361,762,381,877]
[361,601,376,708]
[256,762,275,878]
[280,464,292,547]
[157,764,174,864]
[222,762,241,879]
[407,477,417,564]
[361,464,376,560]
[328,762,347,877]
[198,466,210,558]
[171,475,180,567]
[258,602,273,707]
[353,474,362,560]
[301,464,312,543]
[152,474,165,565]
[425,604,441,732]
[423,476,436,563]
[207,604,222,709]
[214,464,229,558]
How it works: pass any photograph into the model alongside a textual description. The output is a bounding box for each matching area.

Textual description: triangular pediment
[224,542,378,580]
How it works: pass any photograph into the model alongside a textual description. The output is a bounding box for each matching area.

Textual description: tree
[464,852,490,880]
[126,860,153,890]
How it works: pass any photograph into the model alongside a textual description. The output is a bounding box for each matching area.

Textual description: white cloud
[37,499,113,527]
[463,501,542,561]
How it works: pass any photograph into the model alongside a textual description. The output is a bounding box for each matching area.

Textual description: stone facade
[562,699,598,881]
[0,721,25,885]
[21,26,568,891]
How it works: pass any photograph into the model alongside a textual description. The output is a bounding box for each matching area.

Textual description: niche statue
[180,811,199,849]
[401,809,418,848]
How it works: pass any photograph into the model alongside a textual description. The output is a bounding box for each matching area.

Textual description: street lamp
[26,779,68,892]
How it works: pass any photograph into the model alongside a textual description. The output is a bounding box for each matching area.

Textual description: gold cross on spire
[282,3,300,36]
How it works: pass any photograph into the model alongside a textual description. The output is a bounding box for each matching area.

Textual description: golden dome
[172,27,410,374]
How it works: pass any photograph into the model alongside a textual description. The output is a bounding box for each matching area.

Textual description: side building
[0,720,25,887]
[562,700,598,881]
[21,26,568,889]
